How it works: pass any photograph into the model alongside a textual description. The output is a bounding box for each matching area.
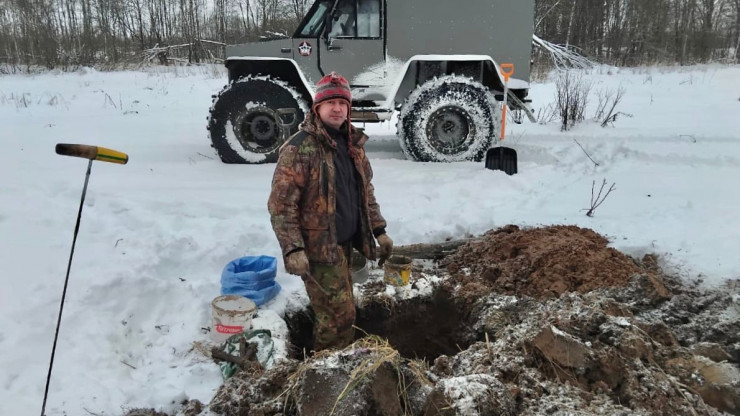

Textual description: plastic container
[211,295,256,343]
[350,251,368,284]
[383,255,412,286]
[221,255,280,306]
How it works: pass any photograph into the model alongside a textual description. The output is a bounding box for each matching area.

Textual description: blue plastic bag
[231,281,281,306]
[221,256,281,306]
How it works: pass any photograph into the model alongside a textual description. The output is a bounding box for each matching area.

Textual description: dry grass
[331,336,401,414]
[280,334,432,416]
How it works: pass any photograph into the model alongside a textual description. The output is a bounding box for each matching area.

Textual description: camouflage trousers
[303,244,355,351]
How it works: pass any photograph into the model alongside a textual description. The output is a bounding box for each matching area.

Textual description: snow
[438,374,504,416]
[1,63,739,415]
[351,56,406,100]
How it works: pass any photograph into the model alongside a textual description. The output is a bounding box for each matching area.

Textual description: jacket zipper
[321,160,329,198]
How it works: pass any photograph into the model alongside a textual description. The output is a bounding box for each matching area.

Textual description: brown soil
[442,224,647,300]
[131,225,739,416]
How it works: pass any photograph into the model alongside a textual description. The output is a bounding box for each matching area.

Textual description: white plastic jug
[211,295,256,343]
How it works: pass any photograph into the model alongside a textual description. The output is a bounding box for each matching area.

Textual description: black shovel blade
[485,147,518,175]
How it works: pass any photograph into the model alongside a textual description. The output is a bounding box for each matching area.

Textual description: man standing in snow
[268,72,393,351]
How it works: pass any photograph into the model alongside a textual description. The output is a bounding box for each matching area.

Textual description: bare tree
[593,85,630,127]
[1,0,738,69]
[732,0,740,60]
[585,179,616,217]
[292,0,309,20]
[555,70,591,131]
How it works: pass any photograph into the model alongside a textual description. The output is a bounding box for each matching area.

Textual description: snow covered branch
[532,34,597,70]
[141,40,225,65]
[261,31,289,39]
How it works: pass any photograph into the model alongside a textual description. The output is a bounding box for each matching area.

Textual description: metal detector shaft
[41,159,93,416]
[43,143,128,415]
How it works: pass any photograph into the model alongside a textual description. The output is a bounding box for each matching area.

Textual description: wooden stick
[239,337,247,358]
[211,342,260,369]
[211,348,251,367]
[391,238,479,260]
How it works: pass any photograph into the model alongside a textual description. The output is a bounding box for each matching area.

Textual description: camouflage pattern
[303,245,355,350]
[267,111,386,266]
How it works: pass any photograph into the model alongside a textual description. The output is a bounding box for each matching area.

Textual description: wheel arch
[226,58,315,106]
[387,55,528,109]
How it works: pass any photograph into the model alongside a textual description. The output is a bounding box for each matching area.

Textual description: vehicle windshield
[295,0,333,37]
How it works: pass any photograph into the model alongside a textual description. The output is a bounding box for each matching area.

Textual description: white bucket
[211,295,256,343]
[351,251,368,284]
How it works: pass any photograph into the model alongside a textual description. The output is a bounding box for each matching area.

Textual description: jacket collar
[299,112,368,149]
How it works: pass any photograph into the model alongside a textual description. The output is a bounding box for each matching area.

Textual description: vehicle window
[328,0,381,38]
[297,0,331,37]
[329,0,356,38]
[357,0,380,37]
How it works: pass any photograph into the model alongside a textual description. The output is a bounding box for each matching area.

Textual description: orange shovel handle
[501,106,508,141]
[500,63,514,81]
[499,63,514,141]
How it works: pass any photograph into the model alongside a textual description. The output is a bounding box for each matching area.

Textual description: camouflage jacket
[267,113,386,265]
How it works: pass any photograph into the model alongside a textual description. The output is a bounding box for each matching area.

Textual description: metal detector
[41,144,128,416]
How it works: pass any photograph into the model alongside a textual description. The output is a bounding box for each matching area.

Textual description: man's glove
[285,250,309,277]
[376,234,393,267]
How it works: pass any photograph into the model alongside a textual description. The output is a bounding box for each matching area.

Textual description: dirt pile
[130,225,739,416]
[442,224,652,299]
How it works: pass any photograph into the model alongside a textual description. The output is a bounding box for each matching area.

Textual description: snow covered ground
[0,64,738,415]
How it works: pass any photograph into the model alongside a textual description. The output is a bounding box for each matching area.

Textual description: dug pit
[287,224,651,361]
[285,286,477,362]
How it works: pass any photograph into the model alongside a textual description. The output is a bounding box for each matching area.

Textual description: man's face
[316,99,349,130]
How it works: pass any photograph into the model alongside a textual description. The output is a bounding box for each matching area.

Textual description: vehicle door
[319,0,386,95]
[292,0,332,85]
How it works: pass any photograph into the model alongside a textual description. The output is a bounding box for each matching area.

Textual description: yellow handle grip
[56,143,128,164]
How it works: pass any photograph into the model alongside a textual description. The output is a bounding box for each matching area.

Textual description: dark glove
[285,250,309,277]
[376,234,393,267]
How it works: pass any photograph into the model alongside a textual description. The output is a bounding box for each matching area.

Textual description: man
[267,72,393,351]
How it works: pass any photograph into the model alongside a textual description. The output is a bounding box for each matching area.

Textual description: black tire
[207,76,308,164]
[398,75,500,162]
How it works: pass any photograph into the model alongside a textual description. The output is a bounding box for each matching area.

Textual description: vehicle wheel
[398,75,500,162]
[207,76,309,164]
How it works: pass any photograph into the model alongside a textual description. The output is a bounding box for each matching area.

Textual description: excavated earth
[129,225,739,416]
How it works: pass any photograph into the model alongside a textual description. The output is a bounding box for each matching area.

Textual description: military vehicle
[207,0,535,163]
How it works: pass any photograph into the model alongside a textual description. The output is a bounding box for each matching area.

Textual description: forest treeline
[1,0,738,70]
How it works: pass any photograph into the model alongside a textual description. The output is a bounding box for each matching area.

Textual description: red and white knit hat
[313,71,351,108]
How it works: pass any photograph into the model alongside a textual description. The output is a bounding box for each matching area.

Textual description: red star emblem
[298,41,312,56]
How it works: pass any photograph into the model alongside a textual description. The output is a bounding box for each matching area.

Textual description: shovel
[485,63,518,175]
